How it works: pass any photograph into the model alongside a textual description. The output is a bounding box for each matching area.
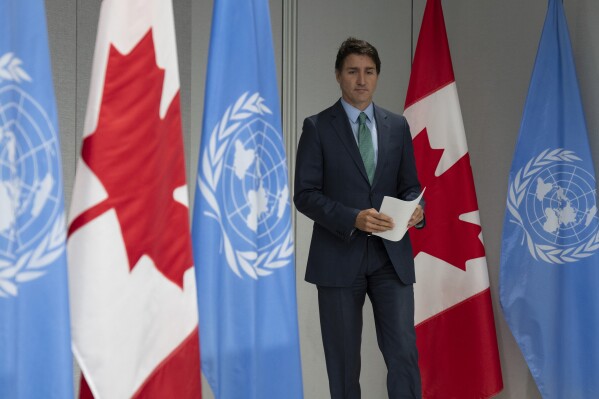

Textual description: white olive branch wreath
[0,213,66,297]
[0,53,32,83]
[198,92,293,279]
[0,54,62,297]
[507,148,599,264]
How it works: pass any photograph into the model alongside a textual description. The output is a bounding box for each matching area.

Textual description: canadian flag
[404,0,503,397]
[67,0,200,397]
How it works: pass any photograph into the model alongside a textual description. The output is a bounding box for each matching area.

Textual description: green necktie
[358,112,375,183]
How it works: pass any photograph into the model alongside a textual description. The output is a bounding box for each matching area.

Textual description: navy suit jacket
[294,100,423,287]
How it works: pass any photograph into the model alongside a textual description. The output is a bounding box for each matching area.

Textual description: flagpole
[283,0,298,238]
[410,0,414,65]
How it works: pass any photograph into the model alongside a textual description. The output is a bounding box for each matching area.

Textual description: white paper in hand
[373,188,425,242]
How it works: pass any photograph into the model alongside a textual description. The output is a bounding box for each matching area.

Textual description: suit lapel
[372,105,390,188]
[329,101,370,183]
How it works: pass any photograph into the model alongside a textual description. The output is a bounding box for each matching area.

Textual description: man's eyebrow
[346,66,375,70]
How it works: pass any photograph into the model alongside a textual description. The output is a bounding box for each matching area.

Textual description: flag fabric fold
[404,0,503,397]
[0,1,73,398]
[67,0,200,397]
[192,0,303,398]
[500,1,599,397]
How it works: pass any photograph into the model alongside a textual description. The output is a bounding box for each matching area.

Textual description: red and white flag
[67,0,200,397]
[404,0,503,397]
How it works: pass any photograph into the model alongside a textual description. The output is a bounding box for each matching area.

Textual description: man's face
[336,53,378,111]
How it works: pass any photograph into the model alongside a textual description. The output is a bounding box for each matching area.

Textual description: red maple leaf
[409,128,485,270]
[68,30,192,288]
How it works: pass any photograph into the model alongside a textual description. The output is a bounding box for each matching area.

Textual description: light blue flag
[0,1,74,398]
[500,1,599,398]
[192,0,303,398]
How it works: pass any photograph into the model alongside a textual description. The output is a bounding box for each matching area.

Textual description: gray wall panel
[46,0,77,209]
[74,0,99,163]
[190,0,212,209]
[175,0,193,185]
[46,0,78,392]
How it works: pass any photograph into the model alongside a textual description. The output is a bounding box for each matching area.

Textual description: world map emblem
[199,92,293,279]
[507,148,599,264]
[0,55,65,297]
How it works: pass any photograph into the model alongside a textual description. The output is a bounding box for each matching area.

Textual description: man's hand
[407,204,424,228]
[355,208,394,233]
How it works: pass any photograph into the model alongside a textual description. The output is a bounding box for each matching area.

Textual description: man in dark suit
[294,37,424,398]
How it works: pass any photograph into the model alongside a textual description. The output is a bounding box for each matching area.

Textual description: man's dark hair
[335,37,381,74]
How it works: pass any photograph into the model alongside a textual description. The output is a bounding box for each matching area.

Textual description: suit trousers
[317,236,422,399]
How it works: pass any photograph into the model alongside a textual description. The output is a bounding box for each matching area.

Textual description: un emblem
[0,62,66,297]
[507,148,599,264]
[199,92,293,279]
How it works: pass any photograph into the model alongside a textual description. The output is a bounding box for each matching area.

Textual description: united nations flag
[192,1,303,398]
[500,1,599,398]
[0,1,73,398]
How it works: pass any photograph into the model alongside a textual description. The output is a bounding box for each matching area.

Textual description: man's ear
[335,70,341,83]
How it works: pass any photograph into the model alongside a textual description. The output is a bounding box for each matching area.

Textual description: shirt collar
[340,98,375,124]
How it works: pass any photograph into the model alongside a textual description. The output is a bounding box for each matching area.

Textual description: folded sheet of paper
[373,189,425,242]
